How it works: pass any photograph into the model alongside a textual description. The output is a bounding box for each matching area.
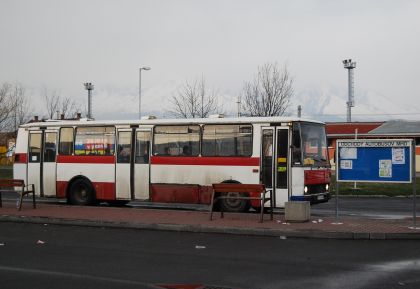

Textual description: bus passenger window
[153,125,200,157]
[202,124,252,157]
[74,126,115,156]
[117,131,131,163]
[59,127,74,155]
[29,133,42,163]
[44,132,57,162]
[136,131,151,164]
[182,145,191,156]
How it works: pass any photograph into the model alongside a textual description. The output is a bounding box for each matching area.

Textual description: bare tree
[43,87,80,119]
[0,82,34,131]
[43,87,60,119]
[241,63,293,117]
[170,77,219,118]
[60,96,80,118]
[0,83,16,131]
[11,83,30,130]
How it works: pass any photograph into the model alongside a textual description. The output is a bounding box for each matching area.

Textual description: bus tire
[68,178,95,206]
[219,180,251,213]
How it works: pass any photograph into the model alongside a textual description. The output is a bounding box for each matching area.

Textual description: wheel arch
[66,175,96,200]
[216,179,241,198]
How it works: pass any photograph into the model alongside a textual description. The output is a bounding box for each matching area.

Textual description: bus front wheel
[68,179,95,206]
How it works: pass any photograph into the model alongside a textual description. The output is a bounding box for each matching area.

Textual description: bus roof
[20,116,325,128]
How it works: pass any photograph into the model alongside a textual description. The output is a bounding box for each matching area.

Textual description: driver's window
[291,123,302,165]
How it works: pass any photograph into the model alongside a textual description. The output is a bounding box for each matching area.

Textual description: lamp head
[84,82,94,90]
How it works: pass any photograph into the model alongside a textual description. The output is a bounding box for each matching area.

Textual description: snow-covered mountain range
[28,81,420,122]
[292,87,420,122]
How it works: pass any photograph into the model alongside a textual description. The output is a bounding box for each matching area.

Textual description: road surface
[1,222,419,289]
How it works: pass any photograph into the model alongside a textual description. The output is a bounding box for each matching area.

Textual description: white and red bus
[13,116,331,212]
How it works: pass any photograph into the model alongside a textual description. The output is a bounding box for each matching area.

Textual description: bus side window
[136,131,150,164]
[153,125,200,157]
[117,131,131,163]
[44,132,57,162]
[59,127,74,155]
[29,133,42,162]
[202,124,252,157]
[74,126,115,156]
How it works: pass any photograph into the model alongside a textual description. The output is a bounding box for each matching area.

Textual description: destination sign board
[336,139,413,183]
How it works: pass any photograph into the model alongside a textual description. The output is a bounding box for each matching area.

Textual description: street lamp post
[139,66,151,119]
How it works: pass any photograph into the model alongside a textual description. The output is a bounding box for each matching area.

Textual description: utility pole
[343,59,356,122]
[139,66,151,119]
[83,82,94,119]
[297,105,302,118]
[237,95,241,117]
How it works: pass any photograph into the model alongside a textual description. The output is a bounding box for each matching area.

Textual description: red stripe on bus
[56,155,116,164]
[14,153,27,163]
[56,181,68,198]
[150,184,213,204]
[93,182,115,200]
[150,156,260,166]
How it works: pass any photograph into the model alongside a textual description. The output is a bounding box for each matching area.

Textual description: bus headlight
[304,186,308,194]
[326,184,329,191]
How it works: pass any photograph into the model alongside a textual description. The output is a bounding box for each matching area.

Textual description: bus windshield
[292,122,329,167]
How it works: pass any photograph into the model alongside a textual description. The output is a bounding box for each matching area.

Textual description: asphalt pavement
[1,222,420,289]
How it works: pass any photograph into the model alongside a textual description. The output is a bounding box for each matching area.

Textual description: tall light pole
[236,95,241,117]
[84,82,94,119]
[139,66,151,119]
[342,59,356,122]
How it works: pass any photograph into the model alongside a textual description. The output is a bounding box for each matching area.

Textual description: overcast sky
[1,0,419,120]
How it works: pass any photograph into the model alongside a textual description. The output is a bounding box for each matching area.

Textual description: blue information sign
[336,139,413,183]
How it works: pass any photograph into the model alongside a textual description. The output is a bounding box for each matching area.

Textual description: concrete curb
[1,215,420,240]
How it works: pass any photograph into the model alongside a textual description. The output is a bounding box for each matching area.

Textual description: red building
[326,120,420,171]
[326,122,384,163]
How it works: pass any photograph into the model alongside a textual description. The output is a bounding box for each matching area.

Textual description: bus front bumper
[290,192,330,204]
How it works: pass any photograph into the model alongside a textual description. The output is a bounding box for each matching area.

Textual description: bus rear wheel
[68,179,95,206]
[220,192,251,213]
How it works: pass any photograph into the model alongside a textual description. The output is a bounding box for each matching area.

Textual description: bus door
[133,129,151,200]
[115,128,151,200]
[261,127,289,207]
[42,131,57,196]
[28,130,58,197]
[28,131,42,196]
[116,129,132,199]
